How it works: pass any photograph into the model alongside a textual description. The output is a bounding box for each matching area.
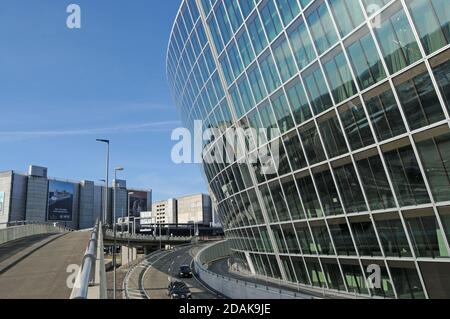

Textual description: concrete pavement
[0,231,91,299]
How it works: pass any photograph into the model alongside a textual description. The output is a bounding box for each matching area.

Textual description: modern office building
[152,199,178,224]
[0,165,152,230]
[151,194,213,226]
[167,0,450,298]
[177,193,213,225]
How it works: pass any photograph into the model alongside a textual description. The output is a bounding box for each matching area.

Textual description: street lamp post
[113,167,124,300]
[127,192,134,266]
[96,139,110,225]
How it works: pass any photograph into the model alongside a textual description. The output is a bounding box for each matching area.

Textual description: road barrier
[194,240,314,299]
[104,230,193,243]
[70,220,107,299]
[0,221,70,246]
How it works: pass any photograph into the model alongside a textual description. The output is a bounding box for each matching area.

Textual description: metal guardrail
[70,220,107,299]
[0,221,71,246]
[104,230,193,243]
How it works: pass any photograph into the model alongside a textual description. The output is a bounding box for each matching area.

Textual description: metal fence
[70,221,107,299]
[0,221,70,246]
[104,230,193,243]
[194,240,315,299]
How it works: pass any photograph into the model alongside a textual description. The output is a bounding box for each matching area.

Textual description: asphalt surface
[0,231,91,299]
[124,245,221,300]
[143,245,220,299]
[0,234,56,264]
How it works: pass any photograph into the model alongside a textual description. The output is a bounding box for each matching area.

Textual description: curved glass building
[167,0,450,299]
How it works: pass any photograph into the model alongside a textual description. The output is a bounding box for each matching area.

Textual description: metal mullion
[319,0,377,297]
[290,50,345,292]
[399,0,450,124]
[394,2,450,264]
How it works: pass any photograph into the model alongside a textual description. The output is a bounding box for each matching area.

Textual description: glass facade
[167,0,450,299]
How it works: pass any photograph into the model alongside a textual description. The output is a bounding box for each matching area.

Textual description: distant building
[176,194,212,226]
[0,165,152,230]
[151,199,177,224]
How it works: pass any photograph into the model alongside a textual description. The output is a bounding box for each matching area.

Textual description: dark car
[167,281,192,299]
[179,265,193,278]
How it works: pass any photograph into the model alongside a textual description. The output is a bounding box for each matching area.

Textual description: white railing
[194,241,315,299]
[70,220,107,299]
[0,221,71,246]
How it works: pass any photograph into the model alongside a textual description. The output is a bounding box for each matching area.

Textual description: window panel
[339,98,375,151]
[329,0,364,37]
[394,65,445,131]
[334,163,368,213]
[384,145,430,207]
[346,27,387,90]
[364,83,407,142]
[407,0,450,55]
[416,133,450,202]
[356,154,396,211]
[376,217,413,258]
[405,214,449,258]
[374,4,422,74]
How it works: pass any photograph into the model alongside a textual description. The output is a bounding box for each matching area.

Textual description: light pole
[127,192,134,266]
[113,166,124,300]
[96,139,110,225]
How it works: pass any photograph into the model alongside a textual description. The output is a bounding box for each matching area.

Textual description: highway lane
[141,245,221,300]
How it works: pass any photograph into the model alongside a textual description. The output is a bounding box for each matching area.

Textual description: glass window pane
[384,145,430,207]
[329,223,357,256]
[364,83,407,142]
[285,77,313,124]
[351,220,383,256]
[356,154,396,211]
[314,169,344,216]
[394,64,445,131]
[323,49,357,103]
[376,217,413,258]
[306,2,339,54]
[406,0,450,55]
[318,111,348,158]
[334,163,368,213]
[303,63,334,115]
[329,0,364,37]
[416,133,450,203]
[374,4,422,74]
[339,98,375,151]
[405,214,449,258]
[346,27,387,90]
[389,264,426,299]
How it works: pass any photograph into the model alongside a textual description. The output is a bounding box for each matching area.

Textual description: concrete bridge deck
[0,231,91,299]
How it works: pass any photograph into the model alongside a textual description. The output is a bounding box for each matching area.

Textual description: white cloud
[0,120,182,143]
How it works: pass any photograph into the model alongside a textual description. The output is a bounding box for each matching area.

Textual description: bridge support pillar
[121,246,137,267]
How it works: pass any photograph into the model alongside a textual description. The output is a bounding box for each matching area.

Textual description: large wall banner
[48,180,74,221]
[0,192,5,216]
[129,191,148,217]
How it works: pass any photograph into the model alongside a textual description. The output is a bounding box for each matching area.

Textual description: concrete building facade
[177,194,212,226]
[0,165,152,230]
[151,199,178,224]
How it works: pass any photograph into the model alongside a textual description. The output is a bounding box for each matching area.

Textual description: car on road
[179,265,193,278]
[167,281,192,299]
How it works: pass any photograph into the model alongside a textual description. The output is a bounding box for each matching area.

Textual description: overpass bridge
[0,222,198,299]
[0,221,108,299]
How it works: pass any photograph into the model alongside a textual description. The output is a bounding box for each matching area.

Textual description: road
[0,231,91,299]
[124,245,222,300]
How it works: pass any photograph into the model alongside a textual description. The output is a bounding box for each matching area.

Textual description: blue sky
[0,0,207,201]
